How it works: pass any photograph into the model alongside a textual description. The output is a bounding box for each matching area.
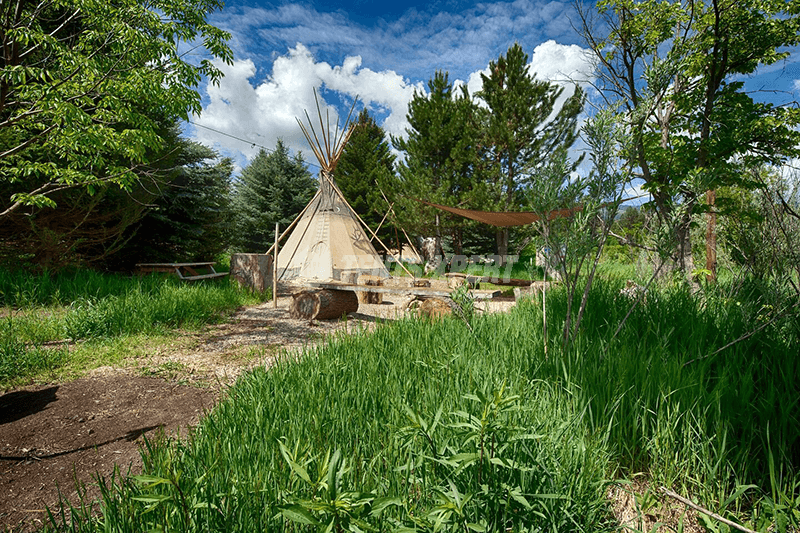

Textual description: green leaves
[476,43,584,256]
[392,382,606,531]
[277,442,402,532]
[583,0,800,277]
[0,0,232,216]
[391,71,483,247]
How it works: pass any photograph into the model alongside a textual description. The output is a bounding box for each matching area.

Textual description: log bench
[307,281,500,300]
[288,281,501,321]
[135,262,228,281]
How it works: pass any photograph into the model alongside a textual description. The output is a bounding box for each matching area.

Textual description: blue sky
[187,0,800,186]
[189,0,597,166]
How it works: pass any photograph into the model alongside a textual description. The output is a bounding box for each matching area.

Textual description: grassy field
[0,269,265,388]
[44,271,800,532]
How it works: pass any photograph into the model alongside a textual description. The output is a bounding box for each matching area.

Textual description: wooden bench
[291,281,501,320]
[306,281,500,299]
[135,262,228,281]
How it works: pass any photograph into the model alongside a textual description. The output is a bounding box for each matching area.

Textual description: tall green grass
[547,279,799,509]
[0,271,263,387]
[51,277,800,531]
[0,268,143,308]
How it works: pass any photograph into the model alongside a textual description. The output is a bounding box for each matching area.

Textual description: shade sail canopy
[419,200,583,227]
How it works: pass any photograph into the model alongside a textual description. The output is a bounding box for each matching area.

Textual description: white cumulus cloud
[458,40,595,103]
[191,44,423,166]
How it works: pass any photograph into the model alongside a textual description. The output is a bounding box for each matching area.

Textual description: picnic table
[135,262,228,281]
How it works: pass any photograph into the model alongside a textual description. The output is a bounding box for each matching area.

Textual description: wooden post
[543,267,548,360]
[358,274,384,304]
[273,223,279,308]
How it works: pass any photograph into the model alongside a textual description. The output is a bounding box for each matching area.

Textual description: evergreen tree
[336,109,396,247]
[231,141,316,252]
[391,71,482,256]
[107,141,235,269]
[478,43,584,258]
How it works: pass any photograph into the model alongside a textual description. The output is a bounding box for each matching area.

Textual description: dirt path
[2,291,516,531]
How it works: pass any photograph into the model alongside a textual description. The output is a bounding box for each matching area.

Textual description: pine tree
[105,140,235,269]
[335,109,396,246]
[478,43,584,258]
[391,71,481,255]
[231,141,316,252]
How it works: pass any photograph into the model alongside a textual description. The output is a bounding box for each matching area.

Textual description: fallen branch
[659,487,757,533]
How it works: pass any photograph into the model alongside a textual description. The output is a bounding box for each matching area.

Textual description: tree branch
[660,487,757,533]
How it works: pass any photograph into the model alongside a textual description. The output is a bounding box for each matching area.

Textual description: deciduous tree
[577,0,800,280]
[528,107,633,346]
[0,122,206,268]
[0,0,232,218]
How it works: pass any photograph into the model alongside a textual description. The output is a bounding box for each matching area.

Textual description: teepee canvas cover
[276,98,390,283]
[277,173,389,281]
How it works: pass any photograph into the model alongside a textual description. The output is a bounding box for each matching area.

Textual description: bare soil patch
[1,291,514,531]
[0,375,216,531]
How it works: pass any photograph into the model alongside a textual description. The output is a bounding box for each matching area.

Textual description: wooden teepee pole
[380,188,421,259]
[327,177,415,279]
[265,190,320,256]
[273,223,279,308]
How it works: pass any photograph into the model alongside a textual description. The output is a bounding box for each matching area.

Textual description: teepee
[276,97,390,283]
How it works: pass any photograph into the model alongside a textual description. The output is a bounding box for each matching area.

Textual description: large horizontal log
[289,289,359,320]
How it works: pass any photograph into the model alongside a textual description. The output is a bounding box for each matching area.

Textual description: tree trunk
[289,289,358,320]
[705,189,717,282]
[453,227,463,255]
[675,212,698,290]
[496,228,509,265]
